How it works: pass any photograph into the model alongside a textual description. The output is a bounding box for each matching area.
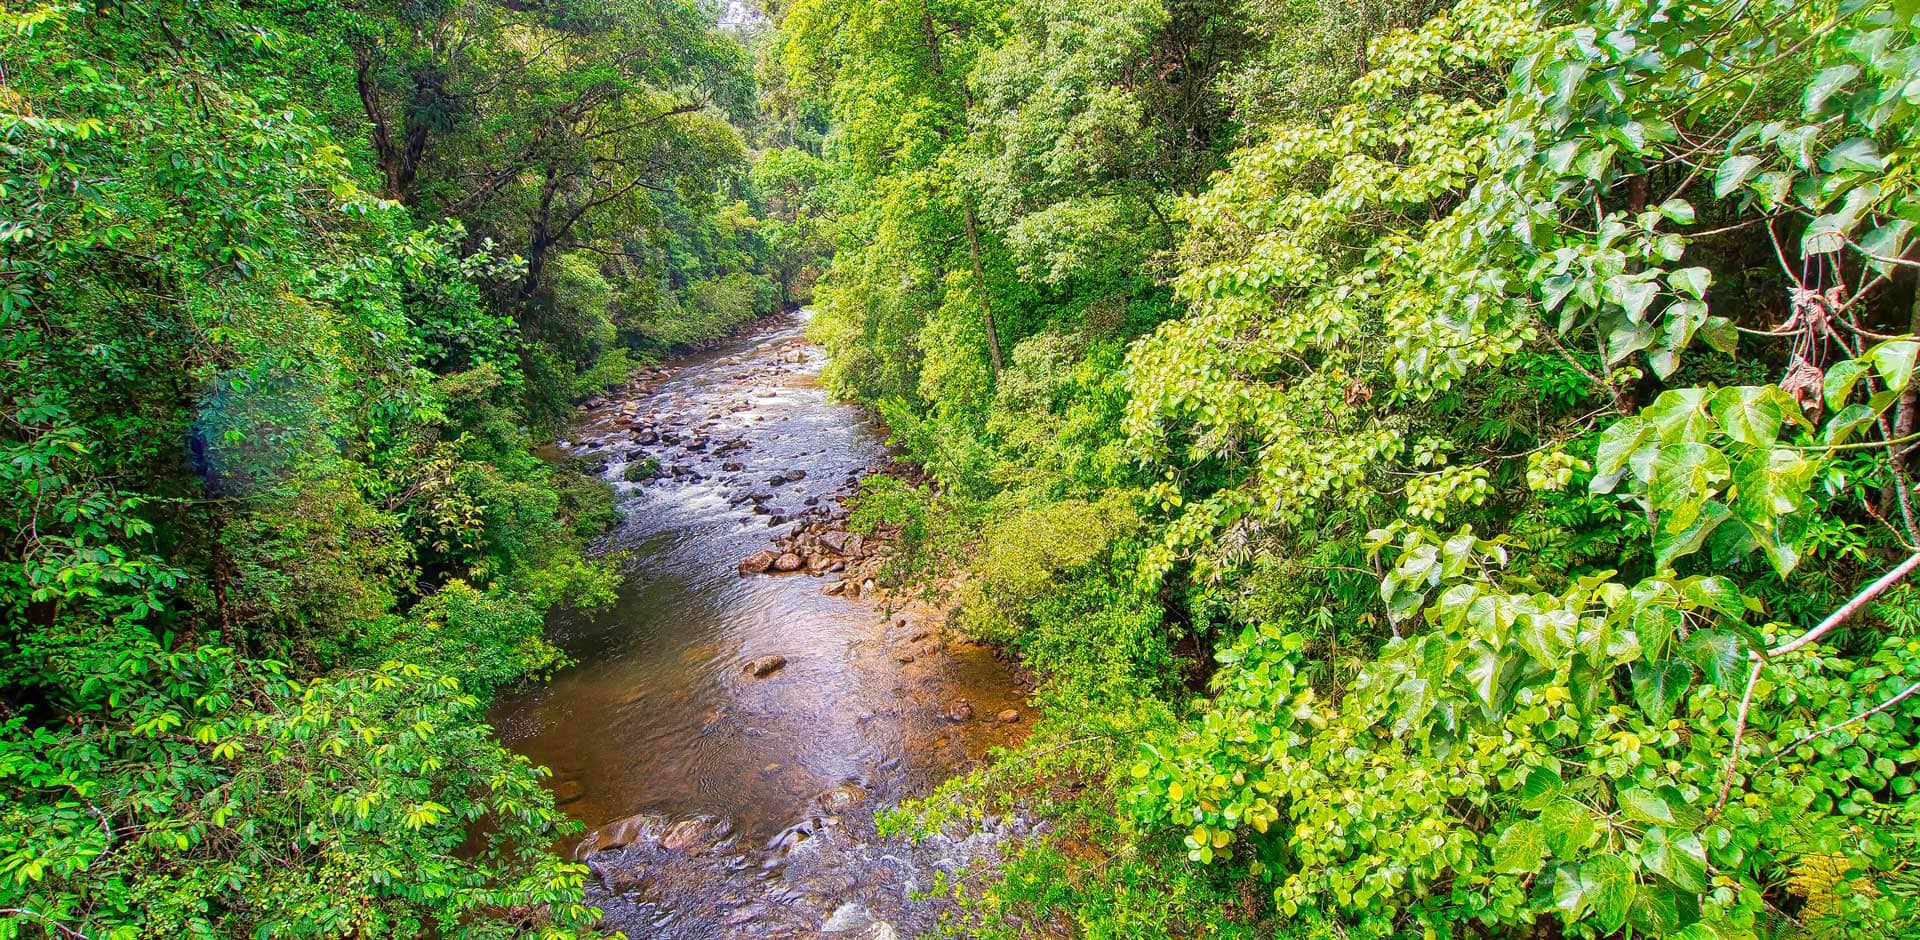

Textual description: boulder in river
[738,550,777,574]
[575,811,668,858]
[997,708,1022,724]
[742,655,787,678]
[659,815,729,852]
[773,552,804,572]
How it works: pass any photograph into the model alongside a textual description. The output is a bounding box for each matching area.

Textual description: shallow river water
[490,312,1031,938]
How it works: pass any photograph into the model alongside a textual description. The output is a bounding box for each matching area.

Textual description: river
[490,312,1032,938]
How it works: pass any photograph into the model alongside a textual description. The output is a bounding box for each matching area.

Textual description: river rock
[773,552,804,572]
[821,902,875,933]
[739,550,777,574]
[821,580,846,596]
[660,816,727,852]
[945,700,975,722]
[743,655,787,677]
[577,812,667,858]
[997,708,1022,723]
[820,530,849,554]
[816,782,867,812]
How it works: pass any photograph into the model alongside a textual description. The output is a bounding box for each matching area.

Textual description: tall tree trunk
[964,205,1003,378]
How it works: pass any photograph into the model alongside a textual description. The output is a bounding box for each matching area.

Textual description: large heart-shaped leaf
[1493,819,1547,874]
[1582,855,1638,931]
[1639,825,1708,892]
[1631,658,1693,723]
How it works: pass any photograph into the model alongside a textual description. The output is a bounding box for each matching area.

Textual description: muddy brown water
[490,312,1032,938]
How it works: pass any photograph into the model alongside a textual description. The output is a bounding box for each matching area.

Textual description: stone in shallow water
[742,655,787,678]
[738,550,777,574]
[821,902,874,933]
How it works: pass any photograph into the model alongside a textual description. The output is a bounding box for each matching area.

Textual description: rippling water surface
[489,313,1027,936]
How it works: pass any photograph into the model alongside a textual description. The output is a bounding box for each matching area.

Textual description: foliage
[0,0,775,934]
[781,0,1920,935]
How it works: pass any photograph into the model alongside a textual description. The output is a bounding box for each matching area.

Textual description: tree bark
[963,205,1003,378]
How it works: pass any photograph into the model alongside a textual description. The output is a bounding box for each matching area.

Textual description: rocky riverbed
[491,311,1034,938]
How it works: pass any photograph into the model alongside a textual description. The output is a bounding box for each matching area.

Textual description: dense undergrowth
[780,0,1920,936]
[1,2,820,936]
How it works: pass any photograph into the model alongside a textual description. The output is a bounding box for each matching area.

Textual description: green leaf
[1683,629,1747,688]
[1867,340,1920,394]
[1617,277,1659,323]
[1618,787,1676,824]
[1493,819,1547,874]
[1654,499,1730,569]
[1821,137,1885,174]
[1639,825,1709,892]
[1540,800,1597,857]
[1643,389,1713,443]
[1667,267,1710,300]
[1582,855,1637,931]
[1591,417,1652,492]
[1697,316,1738,355]
[1516,767,1564,810]
[1630,658,1693,723]
[1709,386,1784,447]
[1733,448,1818,522]
[1803,65,1859,113]
[1823,403,1879,445]
[1657,199,1695,225]
[1825,359,1872,409]
[1714,155,1762,197]
[1552,863,1588,920]
[1650,443,1729,516]
[1859,220,1914,275]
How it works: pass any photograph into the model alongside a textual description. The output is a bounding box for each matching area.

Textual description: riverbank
[496,311,1035,938]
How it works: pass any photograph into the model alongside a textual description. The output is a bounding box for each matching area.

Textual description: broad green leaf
[1642,388,1714,443]
[1493,819,1546,873]
[1517,766,1564,810]
[1654,498,1730,569]
[1639,825,1708,892]
[1616,277,1658,323]
[1591,417,1652,491]
[1823,403,1879,445]
[1553,863,1589,920]
[1733,448,1818,522]
[1667,267,1710,300]
[1859,220,1914,275]
[1803,65,1859,113]
[1683,629,1747,687]
[1618,787,1675,824]
[1820,137,1885,174]
[1679,575,1753,620]
[1698,316,1739,354]
[1540,800,1597,857]
[1824,358,1872,409]
[1709,386,1785,447]
[1630,658,1693,723]
[1867,340,1920,394]
[1714,155,1762,197]
[1649,443,1729,518]
[1582,855,1637,931]
[1741,513,1805,576]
